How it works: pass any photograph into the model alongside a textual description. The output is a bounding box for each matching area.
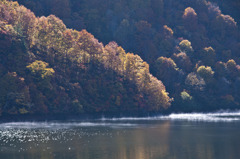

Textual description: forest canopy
[0,0,240,116]
[0,0,171,116]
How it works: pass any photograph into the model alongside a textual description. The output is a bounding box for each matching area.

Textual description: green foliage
[27,60,54,79]
[181,91,192,101]
[197,66,214,83]
[172,90,199,112]
[179,40,194,55]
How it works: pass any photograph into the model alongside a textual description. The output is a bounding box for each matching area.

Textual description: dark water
[1,112,240,159]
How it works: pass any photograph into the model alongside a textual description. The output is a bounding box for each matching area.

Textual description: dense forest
[0,0,240,116]
[0,0,171,116]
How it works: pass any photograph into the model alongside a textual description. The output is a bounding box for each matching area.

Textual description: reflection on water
[1,112,240,159]
[102,111,240,122]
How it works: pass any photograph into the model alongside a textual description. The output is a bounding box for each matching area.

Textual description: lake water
[1,111,240,159]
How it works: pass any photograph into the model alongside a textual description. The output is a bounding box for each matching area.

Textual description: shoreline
[0,109,239,122]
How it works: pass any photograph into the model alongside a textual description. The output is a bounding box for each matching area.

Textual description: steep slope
[16,0,240,111]
[0,0,171,116]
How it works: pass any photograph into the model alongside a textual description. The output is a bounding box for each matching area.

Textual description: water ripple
[0,122,136,129]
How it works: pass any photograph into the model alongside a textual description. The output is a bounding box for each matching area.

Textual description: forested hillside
[16,0,240,111]
[0,0,171,116]
[0,0,240,116]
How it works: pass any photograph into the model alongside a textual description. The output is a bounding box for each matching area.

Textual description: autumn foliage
[0,0,171,116]
[1,0,240,114]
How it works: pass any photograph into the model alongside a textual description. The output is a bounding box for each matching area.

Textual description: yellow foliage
[27,60,55,79]
[183,7,197,18]
[163,25,174,36]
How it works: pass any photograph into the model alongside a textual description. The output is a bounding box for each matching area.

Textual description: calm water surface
[1,112,240,159]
